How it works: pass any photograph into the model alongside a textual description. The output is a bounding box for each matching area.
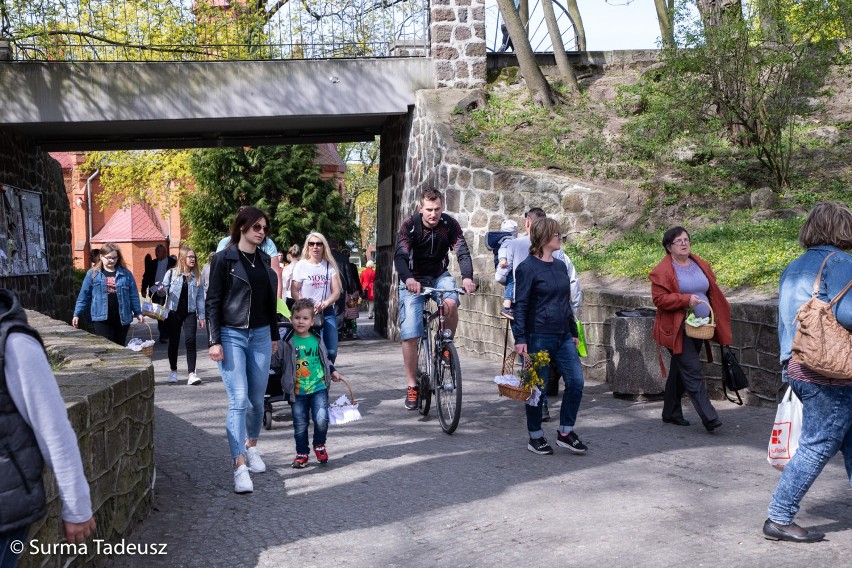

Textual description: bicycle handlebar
[418,287,469,296]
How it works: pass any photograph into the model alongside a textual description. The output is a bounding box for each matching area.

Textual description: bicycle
[415,287,467,434]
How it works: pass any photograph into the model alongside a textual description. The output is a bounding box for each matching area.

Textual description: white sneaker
[187,372,202,386]
[168,371,178,384]
[233,464,253,493]
[245,446,266,473]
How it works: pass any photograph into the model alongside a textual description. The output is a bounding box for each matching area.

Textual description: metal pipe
[86,169,99,242]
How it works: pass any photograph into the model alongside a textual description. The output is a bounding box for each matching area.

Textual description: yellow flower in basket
[517,351,551,390]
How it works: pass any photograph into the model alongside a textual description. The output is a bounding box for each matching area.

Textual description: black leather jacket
[205,246,280,347]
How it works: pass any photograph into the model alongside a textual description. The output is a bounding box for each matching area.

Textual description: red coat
[649,253,732,359]
[359,267,375,301]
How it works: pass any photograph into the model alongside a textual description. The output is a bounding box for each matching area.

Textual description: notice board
[0,184,48,276]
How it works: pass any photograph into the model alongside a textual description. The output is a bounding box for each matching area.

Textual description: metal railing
[1,0,430,61]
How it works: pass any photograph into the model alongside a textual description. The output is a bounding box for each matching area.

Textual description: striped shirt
[787,359,852,387]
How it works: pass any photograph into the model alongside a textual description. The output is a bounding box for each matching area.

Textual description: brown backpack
[790,252,852,379]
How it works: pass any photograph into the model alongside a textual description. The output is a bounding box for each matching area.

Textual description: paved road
[112,315,851,567]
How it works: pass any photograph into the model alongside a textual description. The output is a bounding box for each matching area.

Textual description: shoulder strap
[811,251,837,295]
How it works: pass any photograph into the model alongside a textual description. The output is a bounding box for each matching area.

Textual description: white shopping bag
[767,386,802,470]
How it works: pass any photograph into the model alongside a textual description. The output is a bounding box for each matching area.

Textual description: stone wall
[389,87,783,406]
[431,0,487,88]
[580,287,783,407]
[0,128,75,321]
[20,311,155,568]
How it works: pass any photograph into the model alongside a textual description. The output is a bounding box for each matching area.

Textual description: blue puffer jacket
[158,269,205,319]
[73,267,142,326]
[778,245,852,364]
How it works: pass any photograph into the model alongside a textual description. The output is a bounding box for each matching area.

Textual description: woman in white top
[290,232,342,362]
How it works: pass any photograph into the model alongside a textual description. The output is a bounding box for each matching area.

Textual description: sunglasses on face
[307,241,324,248]
[103,256,118,261]
[250,223,270,234]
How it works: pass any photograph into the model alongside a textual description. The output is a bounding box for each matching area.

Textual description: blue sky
[578,0,663,50]
[483,0,664,52]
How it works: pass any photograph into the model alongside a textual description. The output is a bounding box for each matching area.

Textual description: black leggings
[167,311,198,372]
[93,320,130,346]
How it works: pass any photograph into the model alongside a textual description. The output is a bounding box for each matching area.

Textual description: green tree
[339,141,379,252]
[183,145,357,258]
[640,0,842,189]
[82,150,192,212]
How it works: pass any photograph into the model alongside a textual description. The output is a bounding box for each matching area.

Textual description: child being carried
[485,219,519,319]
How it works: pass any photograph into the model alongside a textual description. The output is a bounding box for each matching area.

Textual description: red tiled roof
[91,203,166,243]
[314,143,346,173]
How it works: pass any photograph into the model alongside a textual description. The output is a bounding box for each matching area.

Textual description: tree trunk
[542,0,579,93]
[497,0,556,107]
[518,0,529,28]
[653,0,675,48]
[564,0,587,51]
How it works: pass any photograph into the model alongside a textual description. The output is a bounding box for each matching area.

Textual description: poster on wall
[0,184,49,276]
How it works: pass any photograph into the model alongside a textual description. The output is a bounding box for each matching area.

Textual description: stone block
[432,7,456,22]
[454,27,472,41]
[465,42,486,58]
[605,314,665,397]
[432,25,453,43]
[471,168,492,190]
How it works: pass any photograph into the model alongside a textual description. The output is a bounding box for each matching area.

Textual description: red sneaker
[314,445,329,464]
[292,454,309,469]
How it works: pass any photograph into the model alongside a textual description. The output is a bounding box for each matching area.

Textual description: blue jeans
[218,326,272,462]
[503,273,515,301]
[526,333,584,438]
[398,272,459,340]
[0,526,29,568]
[767,378,852,524]
[292,388,329,455]
[320,305,338,363]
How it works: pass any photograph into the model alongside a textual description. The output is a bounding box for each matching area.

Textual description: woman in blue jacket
[72,243,143,345]
[764,202,852,543]
[511,217,586,457]
[158,246,206,386]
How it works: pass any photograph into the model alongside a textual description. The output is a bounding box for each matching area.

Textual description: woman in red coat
[359,260,376,319]
[649,226,732,432]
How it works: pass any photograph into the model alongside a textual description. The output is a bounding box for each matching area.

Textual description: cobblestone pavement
[111,315,851,567]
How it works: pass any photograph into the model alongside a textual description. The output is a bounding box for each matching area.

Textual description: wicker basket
[131,322,155,357]
[684,300,716,340]
[141,295,170,321]
[497,351,533,401]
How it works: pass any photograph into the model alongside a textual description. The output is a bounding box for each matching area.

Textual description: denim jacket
[73,267,142,326]
[158,269,205,319]
[778,245,852,364]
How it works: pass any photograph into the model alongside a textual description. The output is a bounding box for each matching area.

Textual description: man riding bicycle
[395,188,476,410]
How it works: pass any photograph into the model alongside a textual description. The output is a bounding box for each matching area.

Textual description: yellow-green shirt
[293,334,326,395]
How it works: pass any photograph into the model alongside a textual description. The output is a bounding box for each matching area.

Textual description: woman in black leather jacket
[206,207,280,494]
[511,217,586,457]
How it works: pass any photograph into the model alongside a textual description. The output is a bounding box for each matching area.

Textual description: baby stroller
[264,318,292,430]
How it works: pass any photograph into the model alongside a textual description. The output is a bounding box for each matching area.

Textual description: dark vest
[0,289,47,533]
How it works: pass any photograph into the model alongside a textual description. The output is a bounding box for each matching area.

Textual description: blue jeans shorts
[398,272,459,341]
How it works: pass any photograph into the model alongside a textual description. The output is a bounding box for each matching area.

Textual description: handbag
[790,252,852,379]
[767,386,802,470]
[312,263,330,329]
[720,346,749,405]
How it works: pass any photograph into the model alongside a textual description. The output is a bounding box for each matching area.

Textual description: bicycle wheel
[416,335,432,415]
[435,342,462,434]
